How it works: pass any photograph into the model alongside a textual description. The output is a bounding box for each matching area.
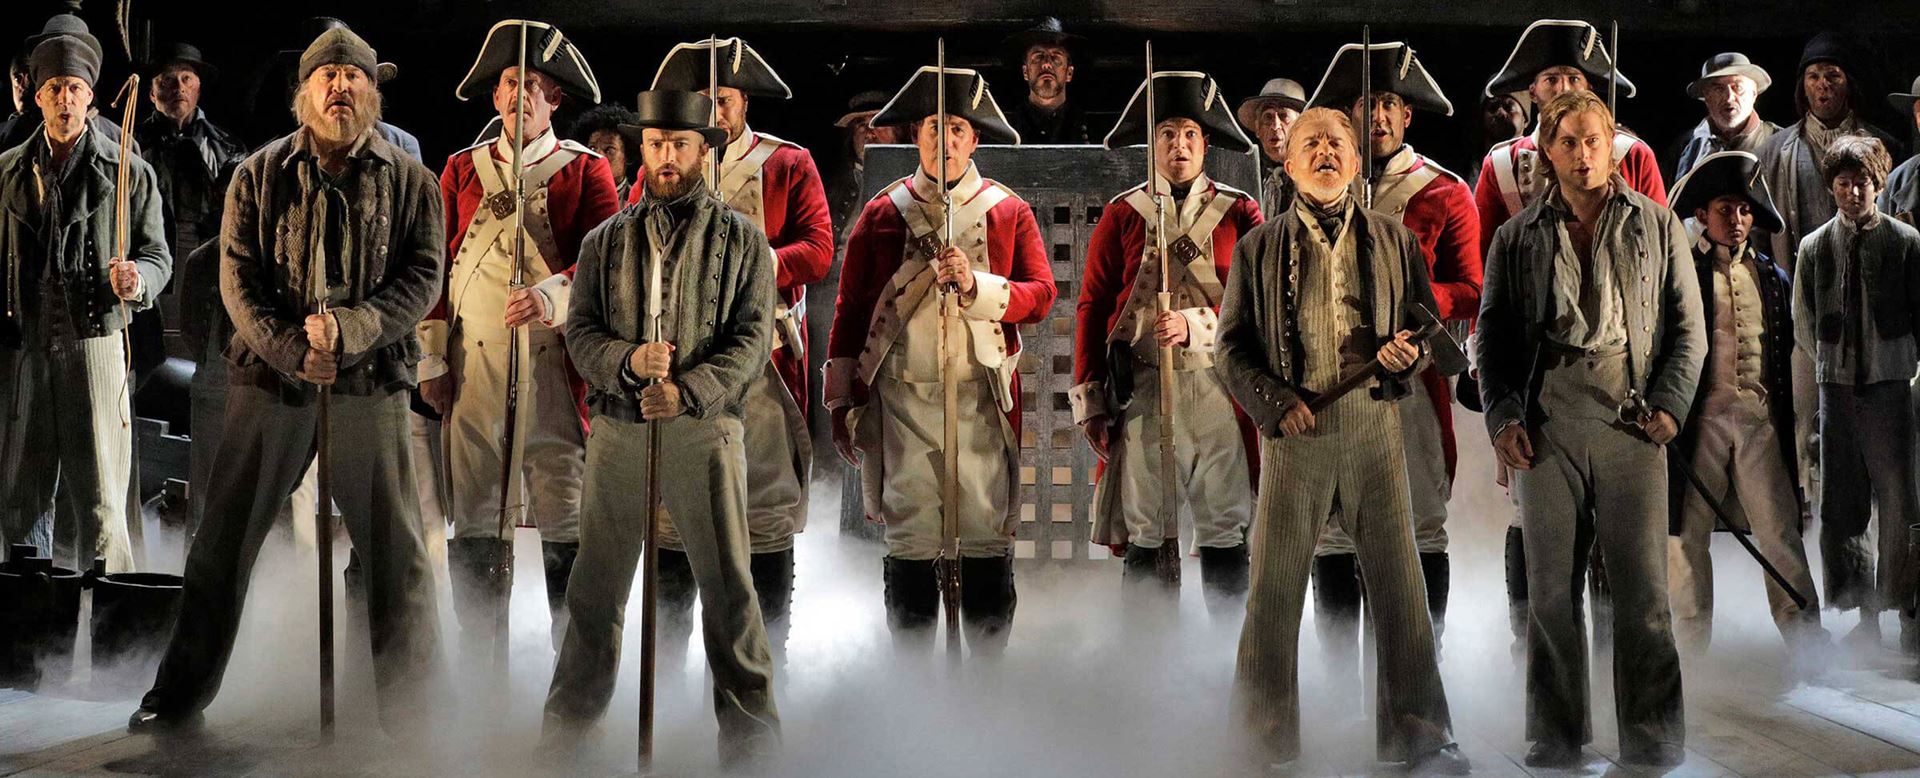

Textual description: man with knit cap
[132,26,444,735]
[1219,106,1468,775]
[1758,32,1904,273]
[0,34,171,571]
[1672,53,1780,179]
[419,18,618,658]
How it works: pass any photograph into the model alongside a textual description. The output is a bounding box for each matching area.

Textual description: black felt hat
[618,89,728,148]
[651,37,791,99]
[1669,150,1785,234]
[456,19,601,104]
[145,42,219,82]
[1306,42,1453,116]
[1103,70,1253,153]
[871,66,1020,144]
[1483,19,1635,99]
[1001,17,1085,65]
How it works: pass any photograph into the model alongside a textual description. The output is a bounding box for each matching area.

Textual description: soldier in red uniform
[1301,41,1481,679]
[1071,70,1262,612]
[418,19,619,653]
[826,66,1056,654]
[643,37,834,662]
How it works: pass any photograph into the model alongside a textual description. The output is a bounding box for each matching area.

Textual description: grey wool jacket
[1217,199,1464,438]
[1791,211,1920,386]
[0,127,171,346]
[221,128,444,398]
[1474,178,1707,437]
[566,188,774,422]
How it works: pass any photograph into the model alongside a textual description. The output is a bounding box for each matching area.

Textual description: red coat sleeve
[828,197,902,364]
[1474,152,1509,257]
[558,155,621,281]
[1623,139,1668,206]
[991,198,1057,325]
[1427,179,1483,322]
[1074,202,1136,387]
[771,148,835,289]
[430,154,469,322]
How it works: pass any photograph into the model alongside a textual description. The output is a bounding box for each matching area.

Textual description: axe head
[1413,303,1468,376]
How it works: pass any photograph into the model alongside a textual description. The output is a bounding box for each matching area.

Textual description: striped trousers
[1233,394,1454,763]
[0,335,134,572]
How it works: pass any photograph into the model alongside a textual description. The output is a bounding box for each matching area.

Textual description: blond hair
[1536,89,1614,145]
[1283,106,1352,161]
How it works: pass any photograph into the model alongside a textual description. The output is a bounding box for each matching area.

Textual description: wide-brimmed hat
[1306,42,1453,116]
[456,20,600,104]
[1685,52,1770,99]
[618,89,728,148]
[835,90,891,128]
[871,66,1020,144]
[1889,75,1920,116]
[1669,150,1784,234]
[1484,19,1635,99]
[1001,17,1085,65]
[651,37,791,99]
[1235,78,1307,131]
[145,42,219,82]
[1103,70,1253,153]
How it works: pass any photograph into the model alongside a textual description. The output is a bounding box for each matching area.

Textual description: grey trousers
[0,336,134,572]
[1316,375,1450,554]
[1233,396,1453,763]
[1512,355,1683,751]
[660,363,808,553]
[142,385,442,728]
[545,414,780,752]
[1817,380,1918,616]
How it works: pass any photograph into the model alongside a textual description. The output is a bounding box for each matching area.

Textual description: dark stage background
[8,0,1920,186]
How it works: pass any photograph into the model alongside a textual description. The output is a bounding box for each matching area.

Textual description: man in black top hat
[1672,54,1780,179]
[1236,77,1307,217]
[543,89,780,766]
[1002,17,1089,145]
[1757,32,1904,273]
[0,33,170,572]
[1882,76,1920,223]
[1664,151,1828,666]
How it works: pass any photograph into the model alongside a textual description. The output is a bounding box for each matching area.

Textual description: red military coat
[1374,146,1483,484]
[429,131,620,426]
[1474,131,1667,255]
[1071,176,1264,513]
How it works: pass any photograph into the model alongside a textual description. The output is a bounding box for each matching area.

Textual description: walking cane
[488,20,533,683]
[933,38,966,664]
[1143,43,1180,585]
[108,76,147,570]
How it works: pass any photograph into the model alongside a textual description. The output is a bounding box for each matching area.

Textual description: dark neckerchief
[1302,190,1351,238]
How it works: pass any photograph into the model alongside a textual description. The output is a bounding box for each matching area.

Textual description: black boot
[1419,552,1450,645]
[447,537,513,665]
[960,555,1017,658]
[749,549,795,665]
[541,541,579,650]
[1199,543,1251,618]
[1311,553,1363,690]
[656,548,697,674]
[1504,526,1529,665]
[883,557,940,650]
[1120,543,1171,589]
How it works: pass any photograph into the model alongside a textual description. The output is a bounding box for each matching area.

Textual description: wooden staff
[1144,44,1180,585]
[934,38,965,664]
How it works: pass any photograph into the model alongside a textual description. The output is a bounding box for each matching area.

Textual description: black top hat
[1890,75,1920,116]
[618,90,728,148]
[279,18,399,82]
[871,66,1020,144]
[1483,19,1635,99]
[1306,42,1453,116]
[145,42,219,82]
[24,13,104,63]
[1103,70,1253,153]
[1001,17,1085,65]
[652,37,791,100]
[1236,78,1308,130]
[1669,150,1784,234]
[456,20,601,104]
[1685,53,1770,99]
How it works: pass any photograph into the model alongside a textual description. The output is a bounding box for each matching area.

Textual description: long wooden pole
[934,39,965,665]
[1144,45,1180,586]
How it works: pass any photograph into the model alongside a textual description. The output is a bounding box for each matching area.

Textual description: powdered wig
[1823,132,1891,189]
[1283,106,1353,161]
[1536,89,1614,145]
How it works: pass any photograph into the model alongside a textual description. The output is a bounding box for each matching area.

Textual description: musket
[108,76,146,571]
[1359,25,1374,209]
[1607,21,1619,118]
[1144,43,1179,585]
[933,37,965,664]
[488,19,532,686]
